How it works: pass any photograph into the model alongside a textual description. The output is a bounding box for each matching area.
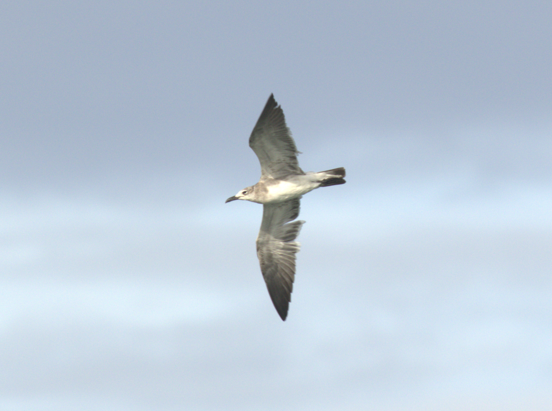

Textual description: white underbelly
[264,179,317,203]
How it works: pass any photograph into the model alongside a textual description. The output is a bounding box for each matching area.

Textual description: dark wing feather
[256,198,305,320]
[249,94,304,179]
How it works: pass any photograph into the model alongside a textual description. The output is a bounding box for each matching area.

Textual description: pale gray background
[1,1,551,410]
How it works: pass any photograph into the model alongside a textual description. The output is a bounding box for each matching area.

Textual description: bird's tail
[317,167,346,187]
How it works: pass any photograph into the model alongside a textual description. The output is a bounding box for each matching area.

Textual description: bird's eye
[242,191,247,195]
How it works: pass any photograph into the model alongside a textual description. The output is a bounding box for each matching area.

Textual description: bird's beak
[225,196,238,203]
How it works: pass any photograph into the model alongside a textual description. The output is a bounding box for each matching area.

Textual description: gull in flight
[226,94,346,320]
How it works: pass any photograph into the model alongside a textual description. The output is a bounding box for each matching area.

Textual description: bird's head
[225,186,255,203]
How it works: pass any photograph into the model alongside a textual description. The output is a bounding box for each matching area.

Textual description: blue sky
[1,1,552,410]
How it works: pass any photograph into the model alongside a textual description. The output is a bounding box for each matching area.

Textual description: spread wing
[249,94,304,180]
[256,198,305,320]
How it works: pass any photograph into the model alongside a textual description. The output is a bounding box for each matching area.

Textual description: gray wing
[249,94,305,180]
[256,198,305,320]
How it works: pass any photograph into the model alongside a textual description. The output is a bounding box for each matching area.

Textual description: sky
[1,1,552,410]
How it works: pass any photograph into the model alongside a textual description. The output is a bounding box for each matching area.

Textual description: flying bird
[226,94,346,320]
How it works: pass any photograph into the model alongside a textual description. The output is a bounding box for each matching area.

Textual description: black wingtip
[276,305,288,321]
[266,93,277,108]
[268,289,290,321]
